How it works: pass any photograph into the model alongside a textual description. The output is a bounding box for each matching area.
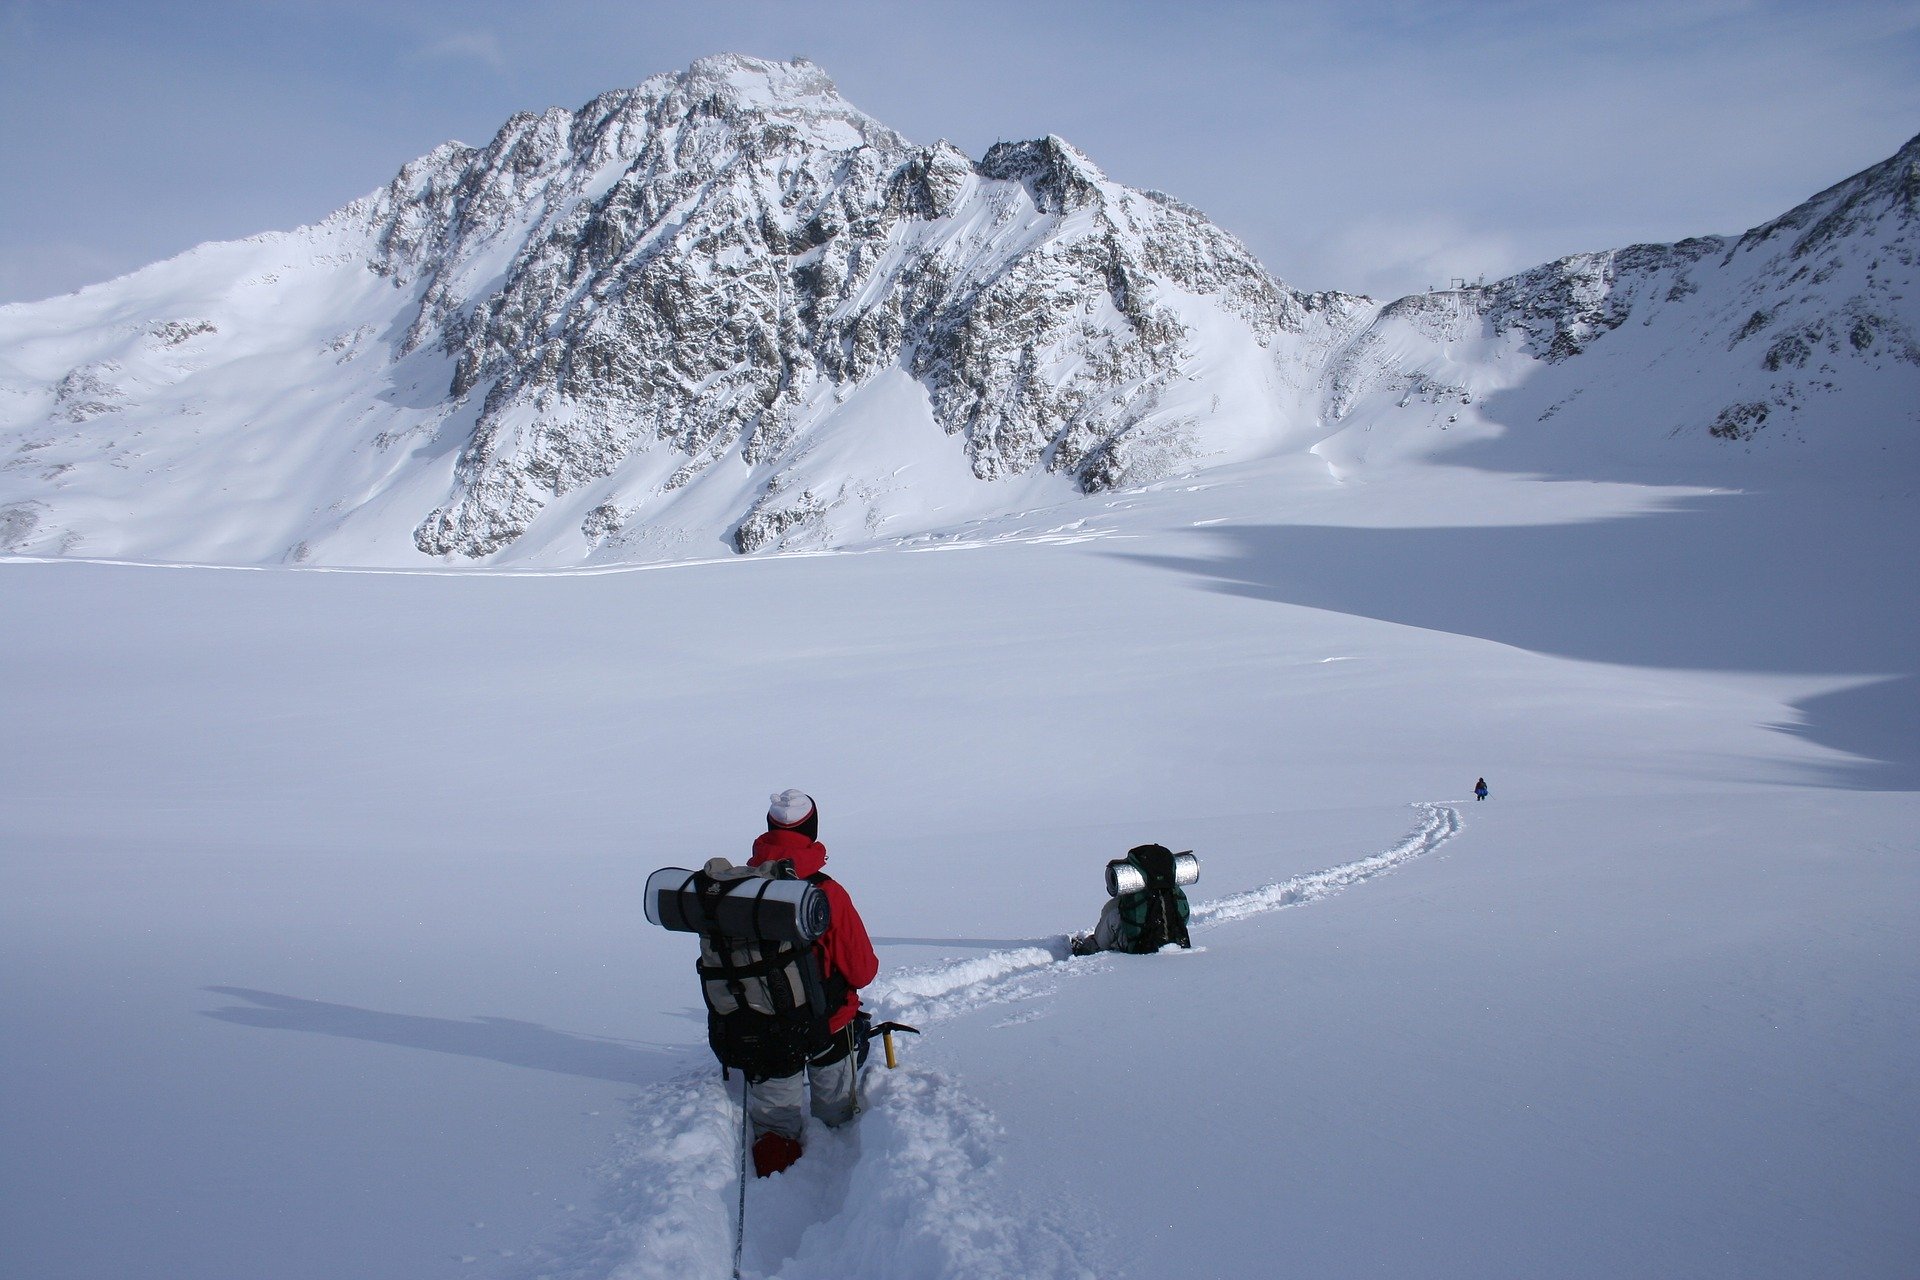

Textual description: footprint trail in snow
[868,801,1462,1026]
[566,802,1460,1280]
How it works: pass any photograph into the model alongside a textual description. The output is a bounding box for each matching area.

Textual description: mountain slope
[0,56,1362,567]
[0,58,1914,568]
[1314,129,1920,481]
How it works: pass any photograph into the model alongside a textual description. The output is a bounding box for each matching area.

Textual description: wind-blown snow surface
[3,458,1916,1278]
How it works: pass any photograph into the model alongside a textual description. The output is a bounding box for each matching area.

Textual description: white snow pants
[746,1053,857,1141]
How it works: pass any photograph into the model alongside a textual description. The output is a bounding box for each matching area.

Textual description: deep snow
[2,450,1916,1279]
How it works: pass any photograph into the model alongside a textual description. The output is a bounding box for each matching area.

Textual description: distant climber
[1474,777,1489,801]
[1069,844,1197,956]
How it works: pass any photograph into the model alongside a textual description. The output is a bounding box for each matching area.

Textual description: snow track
[869,801,1461,1026]
[1189,800,1460,927]
[566,804,1458,1279]
[548,1068,1101,1280]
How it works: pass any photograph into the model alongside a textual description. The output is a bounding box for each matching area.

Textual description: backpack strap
[1116,846,1192,951]
[697,949,802,983]
[804,872,853,1012]
[690,868,749,1011]
[696,869,797,1011]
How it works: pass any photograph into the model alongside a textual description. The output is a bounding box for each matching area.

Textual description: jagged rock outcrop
[1482,238,1726,362]
[363,56,1359,557]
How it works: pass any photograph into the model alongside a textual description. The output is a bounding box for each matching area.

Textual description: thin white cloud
[1292,215,1529,302]
[414,30,507,70]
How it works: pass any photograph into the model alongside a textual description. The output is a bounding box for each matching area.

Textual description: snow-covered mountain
[1,54,1915,567]
[1315,132,1920,480]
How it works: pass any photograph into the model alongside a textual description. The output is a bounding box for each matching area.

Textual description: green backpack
[1114,844,1192,952]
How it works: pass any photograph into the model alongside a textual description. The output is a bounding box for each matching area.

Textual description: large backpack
[1114,844,1192,952]
[652,858,844,1081]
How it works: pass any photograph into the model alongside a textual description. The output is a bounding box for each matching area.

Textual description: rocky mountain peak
[978,135,1109,213]
[667,53,872,128]
[350,56,1341,559]
[1734,130,1920,262]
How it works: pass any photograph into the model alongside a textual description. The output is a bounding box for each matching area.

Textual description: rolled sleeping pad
[644,864,830,944]
[1105,851,1200,899]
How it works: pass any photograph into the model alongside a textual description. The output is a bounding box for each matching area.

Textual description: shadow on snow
[202,986,693,1084]
[1120,490,1919,790]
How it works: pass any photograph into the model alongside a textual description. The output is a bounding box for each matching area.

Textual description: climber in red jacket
[741,789,878,1176]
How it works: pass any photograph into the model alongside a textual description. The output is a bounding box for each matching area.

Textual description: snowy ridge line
[869,802,1461,1026]
[0,549,746,578]
[0,513,1111,578]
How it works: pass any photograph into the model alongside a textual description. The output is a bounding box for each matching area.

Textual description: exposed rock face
[332,56,1362,557]
[1483,238,1727,363]
[1476,130,1919,375]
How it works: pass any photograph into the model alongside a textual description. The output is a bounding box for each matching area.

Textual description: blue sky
[2,0,1917,305]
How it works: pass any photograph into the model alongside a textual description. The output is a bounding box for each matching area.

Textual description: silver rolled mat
[1105,851,1200,898]
[644,865,831,944]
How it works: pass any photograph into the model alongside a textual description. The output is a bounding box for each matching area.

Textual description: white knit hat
[768,789,816,828]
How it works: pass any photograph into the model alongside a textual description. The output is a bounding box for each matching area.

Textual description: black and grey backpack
[1109,844,1196,953]
[645,858,837,1081]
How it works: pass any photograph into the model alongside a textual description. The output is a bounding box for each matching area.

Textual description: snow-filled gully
[572,803,1460,1280]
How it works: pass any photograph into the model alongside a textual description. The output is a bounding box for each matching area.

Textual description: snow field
[2,60,1916,1280]
[1,456,1914,1278]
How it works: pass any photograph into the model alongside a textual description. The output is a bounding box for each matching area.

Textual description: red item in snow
[753,1131,803,1178]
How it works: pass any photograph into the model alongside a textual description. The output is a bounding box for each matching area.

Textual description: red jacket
[749,829,877,1033]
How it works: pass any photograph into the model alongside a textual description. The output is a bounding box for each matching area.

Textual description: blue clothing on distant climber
[1474,777,1489,801]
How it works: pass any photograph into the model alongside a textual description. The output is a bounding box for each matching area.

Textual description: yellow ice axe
[868,1021,921,1069]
